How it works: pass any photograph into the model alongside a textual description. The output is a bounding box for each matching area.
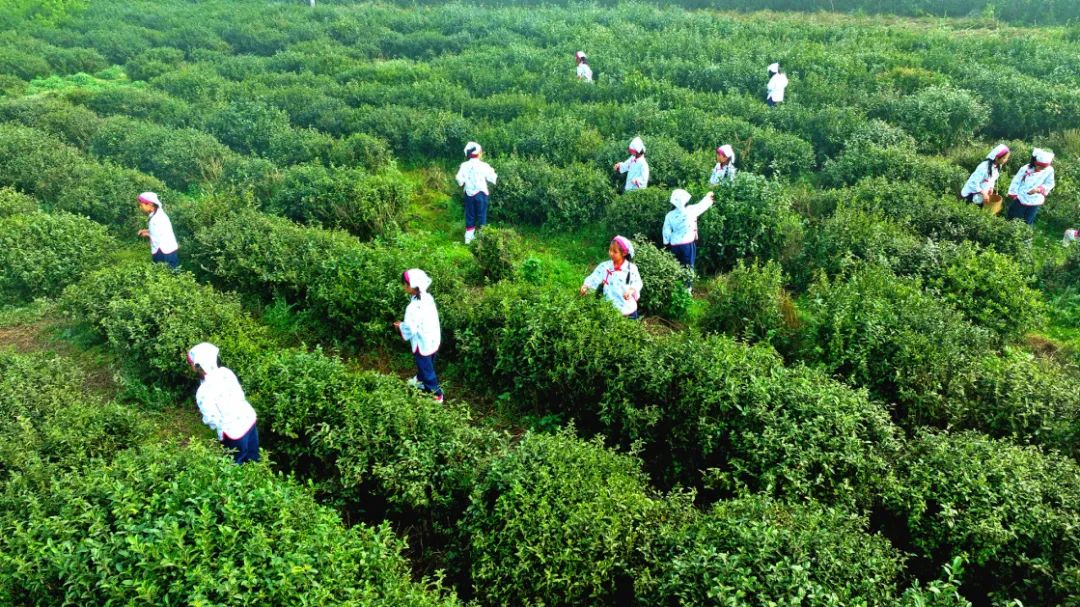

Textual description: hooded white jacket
[456,158,498,197]
[616,156,649,191]
[1008,165,1056,207]
[188,343,256,441]
[147,207,178,255]
[767,73,789,103]
[663,191,714,246]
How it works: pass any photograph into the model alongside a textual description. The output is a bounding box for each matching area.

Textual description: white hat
[986,144,1010,160]
[1034,148,1055,165]
[628,137,645,154]
[716,144,735,161]
[670,189,692,209]
[575,51,586,60]
[464,141,482,158]
[403,268,432,293]
[611,235,635,259]
[138,191,161,207]
[768,63,780,74]
[187,342,219,373]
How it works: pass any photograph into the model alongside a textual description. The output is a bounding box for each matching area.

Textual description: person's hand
[613,162,621,172]
[631,179,641,187]
[137,229,149,238]
[705,191,715,201]
[1009,194,1019,200]
[392,321,401,329]
[579,285,588,296]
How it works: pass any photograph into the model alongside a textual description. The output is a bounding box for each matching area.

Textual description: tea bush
[0,211,113,302]
[702,259,796,351]
[0,350,147,481]
[876,86,989,153]
[61,263,271,384]
[800,265,994,428]
[471,225,524,284]
[643,496,904,606]
[268,163,411,240]
[489,156,614,229]
[0,442,462,607]
[0,187,37,216]
[458,429,677,607]
[884,431,1080,607]
[245,349,506,523]
[630,236,693,319]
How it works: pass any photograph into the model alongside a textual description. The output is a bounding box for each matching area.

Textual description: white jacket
[960,161,1000,204]
[767,73,789,102]
[1008,165,1055,207]
[147,208,178,255]
[583,260,643,316]
[709,162,737,185]
[188,343,256,442]
[616,156,649,191]
[663,194,714,246]
[399,294,441,356]
[456,158,498,197]
[577,63,593,82]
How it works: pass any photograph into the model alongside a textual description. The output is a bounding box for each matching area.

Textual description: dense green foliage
[2,0,1080,605]
[0,442,461,606]
[0,211,113,301]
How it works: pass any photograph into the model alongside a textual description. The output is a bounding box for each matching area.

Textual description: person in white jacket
[1007,148,1056,225]
[709,144,737,185]
[456,141,498,245]
[580,235,644,319]
[766,63,788,107]
[575,51,593,82]
[394,269,444,402]
[961,144,1010,205]
[187,342,259,464]
[663,189,715,291]
[137,191,179,269]
[614,137,649,192]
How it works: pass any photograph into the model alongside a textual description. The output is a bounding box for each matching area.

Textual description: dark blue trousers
[464,192,489,230]
[152,250,180,269]
[413,351,443,397]
[669,242,696,287]
[1006,202,1039,225]
[222,424,260,464]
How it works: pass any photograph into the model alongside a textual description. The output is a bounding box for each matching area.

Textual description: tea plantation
[1,0,1079,605]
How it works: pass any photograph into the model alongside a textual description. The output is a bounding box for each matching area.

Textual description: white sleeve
[662,214,673,245]
[399,302,419,341]
[617,157,632,174]
[486,163,497,185]
[638,161,649,186]
[687,196,714,220]
[1044,169,1056,195]
[455,163,467,187]
[197,391,224,440]
[583,264,606,290]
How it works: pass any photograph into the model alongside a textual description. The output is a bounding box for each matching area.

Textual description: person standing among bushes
[961,144,1010,205]
[1007,148,1056,225]
[614,137,649,192]
[187,342,260,464]
[394,269,444,403]
[456,141,497,245]
[575,51,593,82]
[663,189,715,292]
[136,191,179,269]
[709,144,737,185]
[766,63,788,107]
[580,235,644,319]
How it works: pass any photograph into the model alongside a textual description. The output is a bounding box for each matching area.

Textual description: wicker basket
[984,193,1003,215]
